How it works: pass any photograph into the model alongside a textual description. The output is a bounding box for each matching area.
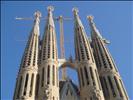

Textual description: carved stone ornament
[43,85,51,99]
[92,90,102,100]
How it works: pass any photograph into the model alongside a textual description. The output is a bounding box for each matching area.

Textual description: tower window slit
[100,77,107,97]
[97,42,108,68]
[76,31,81,61]
[23,74,29,96]
[89,67,96,86]
[114,76,123,97]
[75,36,80,61]
[53,65,55,85]
[47,65,50,84]
[94,43,102,68]
[107,76,116,97]
[17,76,22,98]
[52,31,55,59]
[102,77,110,97]
[80,68,84,87]
[99,40,113,69]
[35,74,40,97]
[41,68,44,87]
[29,73,34,97]
[80,28,90,60]
[84,66,89,85]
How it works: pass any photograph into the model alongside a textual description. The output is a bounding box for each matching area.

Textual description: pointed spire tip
[34,11,42,18]
[72,7,79,14]
[47,6,54,12]
[87,15,94,21]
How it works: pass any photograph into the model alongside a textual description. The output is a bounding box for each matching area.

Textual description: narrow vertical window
[52,32,55,59]
[84,66,89,85]
[35,74,40,98]
[29,73,34,97]
[41,68,44,87]
[89,67,95,86]
[80,68,84,87]
[108,76,116,97]
[17,76,22,98]
[47,65,50,84]
[53,65,55,85]
[100,77,109,98]
[23,74,29,96]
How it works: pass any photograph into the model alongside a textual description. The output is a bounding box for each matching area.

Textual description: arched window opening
[29,73,34,97]
[47,65,50,84]
[23,74,29,96]
[53,65,55,85]
[89,67,96,86]
[108,76,116,97]
[84,66,89,85]
[17,76,22,98]
[100,76,109,98]
[35,74,40,98]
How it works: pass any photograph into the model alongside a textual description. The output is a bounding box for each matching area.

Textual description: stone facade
[14,6,129,100]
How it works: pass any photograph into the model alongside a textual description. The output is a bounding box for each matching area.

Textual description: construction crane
[15,14,72,80]
[55,15,72,80]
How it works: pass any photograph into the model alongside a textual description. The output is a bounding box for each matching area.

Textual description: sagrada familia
[13,6,129,100]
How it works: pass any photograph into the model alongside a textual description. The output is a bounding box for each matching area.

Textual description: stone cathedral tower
[37,6,59,100]
[87,16,129,100]
[13,11,41,100]
[73,8,105,100]
[14,6,129,100]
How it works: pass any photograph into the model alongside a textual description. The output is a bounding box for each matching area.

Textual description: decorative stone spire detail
[73,8,105,100]
[13,11,41,100]
[73,8,95,62]
[88,16,129,100]
[73,7,84,28]
[87,15,103,39]
[38,6,59,100]
[47,6,55,28]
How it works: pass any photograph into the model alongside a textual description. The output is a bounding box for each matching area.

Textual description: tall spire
[87,15,103,39]
[32,11,41,35]
[14,11,41,100]
[73,7,95,62]
[47,6,55,28]
[73,8,105,100]
[88,16,129,100]
[41,6,58,61]
[38,6,59,100]
[73,7,84,28]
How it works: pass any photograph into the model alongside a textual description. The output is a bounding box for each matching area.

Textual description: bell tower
[87,15,129,100]
[37,6,59,100]
[73,8,105,100]
[13,11,41,100]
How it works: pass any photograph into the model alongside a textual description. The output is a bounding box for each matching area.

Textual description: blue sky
[1,1,133,99]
